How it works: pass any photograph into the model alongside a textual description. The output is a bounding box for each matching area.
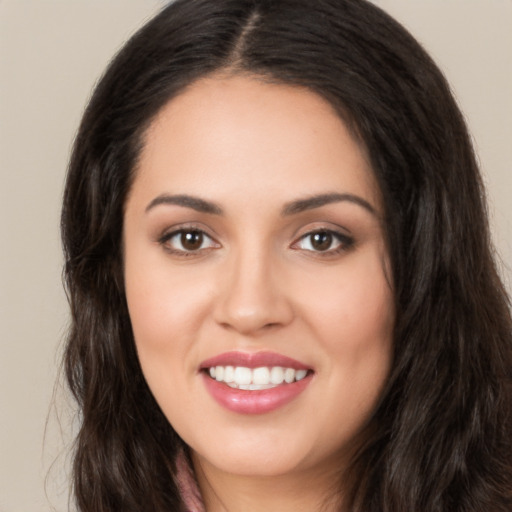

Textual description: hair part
[61,1,512,510]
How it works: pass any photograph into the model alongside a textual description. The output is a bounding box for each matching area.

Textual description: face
[123,75,394,480]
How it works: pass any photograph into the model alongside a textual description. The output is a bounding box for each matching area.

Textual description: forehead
[131,74,381,212]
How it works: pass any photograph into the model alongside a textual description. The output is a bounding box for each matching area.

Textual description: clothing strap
[175,449,206,512]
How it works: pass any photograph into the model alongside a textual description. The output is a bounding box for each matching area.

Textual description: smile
[208,366,309,390]
[200,352,314,414]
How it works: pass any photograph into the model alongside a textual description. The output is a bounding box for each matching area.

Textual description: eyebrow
[145,194,223,215]
[281,193,376,216]
[145,192,376,217]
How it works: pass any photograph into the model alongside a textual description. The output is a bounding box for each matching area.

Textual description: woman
[61,0,512,510]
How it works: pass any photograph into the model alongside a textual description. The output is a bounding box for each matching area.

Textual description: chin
[193,446,310,477]
[186,423,342,479]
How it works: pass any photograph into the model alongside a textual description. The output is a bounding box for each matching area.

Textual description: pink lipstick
[200,351,313,414]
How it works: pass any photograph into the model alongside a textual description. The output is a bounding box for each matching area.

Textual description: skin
[123,74,395,511]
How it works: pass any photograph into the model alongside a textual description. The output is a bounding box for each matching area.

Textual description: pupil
[181,231,203,250]
[312,232,332,251]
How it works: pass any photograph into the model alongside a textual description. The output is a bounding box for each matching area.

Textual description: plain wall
[0,1,510,510]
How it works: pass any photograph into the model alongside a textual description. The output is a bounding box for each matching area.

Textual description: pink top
[175,450,206,512]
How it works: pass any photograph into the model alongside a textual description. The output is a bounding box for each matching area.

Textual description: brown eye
[293,229,354,254]
[181,230,204,251]
[159,228,219,255]
[310,231,333,251]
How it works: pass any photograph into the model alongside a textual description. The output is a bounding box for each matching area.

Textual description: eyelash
[158,226,219,256]
[158,227,354,257]
[291,229,355,256]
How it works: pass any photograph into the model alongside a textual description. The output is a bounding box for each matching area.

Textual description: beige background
[0,1,510,510]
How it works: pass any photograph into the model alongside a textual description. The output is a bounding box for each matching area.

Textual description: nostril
[212,273,295,334]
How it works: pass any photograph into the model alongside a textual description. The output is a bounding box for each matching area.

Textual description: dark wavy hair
[61,0,512,510]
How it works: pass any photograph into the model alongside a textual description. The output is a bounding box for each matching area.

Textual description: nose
[213,247,294,336]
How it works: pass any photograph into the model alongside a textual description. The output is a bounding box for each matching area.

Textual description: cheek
[296,250,394,414]
[124,260,212,425]
[301,256,393,437]
[123,246,214,386]
[296,251,394,353]
[125,247,209,339]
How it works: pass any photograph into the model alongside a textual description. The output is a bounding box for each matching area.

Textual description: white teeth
[207,365,310,388]
[234,383,277,390]
[223,365,235,383]
[295,369,307,381]
[284,368,295,383]
[270,366,284,384]
[234,366,252,385]
[253,367,270,385]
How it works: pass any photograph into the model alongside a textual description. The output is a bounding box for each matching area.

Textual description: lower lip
[202,373,312,414]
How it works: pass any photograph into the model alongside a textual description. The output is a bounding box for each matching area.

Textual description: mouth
[199,351,314,414]
[204,365,310,390]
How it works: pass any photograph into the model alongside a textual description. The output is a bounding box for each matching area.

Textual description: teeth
[270,366,284,384]
[230,383,278,390]
[234,366,252,385]
[207,366,309,388]
[253,367,270,385]
[295,369,307,381]
[284,368,295,383]
[223,365,235,383]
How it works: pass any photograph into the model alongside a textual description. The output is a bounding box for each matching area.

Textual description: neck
[191,452,344,512]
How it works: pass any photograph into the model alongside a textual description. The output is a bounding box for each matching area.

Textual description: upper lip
[200,351,311,370]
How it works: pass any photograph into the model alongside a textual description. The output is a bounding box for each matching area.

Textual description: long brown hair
[61,0,512,510]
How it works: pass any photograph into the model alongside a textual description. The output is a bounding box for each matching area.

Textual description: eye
[292,229,354,254]
[159,228,219,255]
